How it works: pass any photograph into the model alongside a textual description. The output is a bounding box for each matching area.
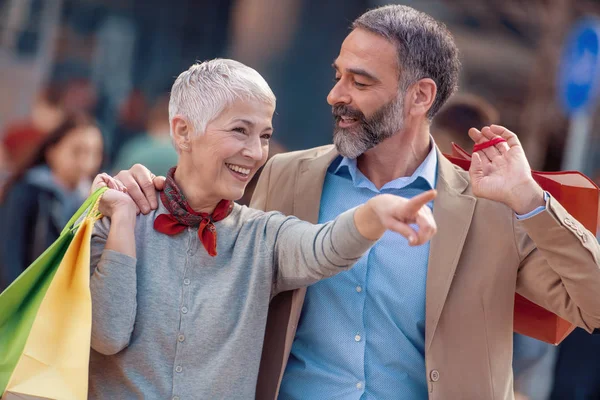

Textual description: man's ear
[171,116,192,152]
[407,78,437,118]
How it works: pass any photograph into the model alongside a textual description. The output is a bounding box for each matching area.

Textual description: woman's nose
[243,136,264,160]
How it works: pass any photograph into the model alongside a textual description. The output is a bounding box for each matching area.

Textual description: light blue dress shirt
[279,147,547,400]
[280,147,438,400]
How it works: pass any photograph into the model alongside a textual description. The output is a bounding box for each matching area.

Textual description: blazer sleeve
[515,194,600,332]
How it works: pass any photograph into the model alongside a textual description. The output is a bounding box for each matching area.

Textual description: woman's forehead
[218,99,275,124]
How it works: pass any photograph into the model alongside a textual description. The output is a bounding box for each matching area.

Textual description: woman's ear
[171,116,192,152]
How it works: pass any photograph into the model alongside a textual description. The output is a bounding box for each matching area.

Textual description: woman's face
[183,98,274,202]
[46,125,104,189]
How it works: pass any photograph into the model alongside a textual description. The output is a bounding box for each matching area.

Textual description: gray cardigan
[88,198,375,399]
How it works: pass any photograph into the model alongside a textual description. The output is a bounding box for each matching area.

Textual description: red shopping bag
[445,143,599,344]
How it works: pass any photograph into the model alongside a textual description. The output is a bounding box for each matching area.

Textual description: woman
[0,114,103,290]
[89,59,436,399]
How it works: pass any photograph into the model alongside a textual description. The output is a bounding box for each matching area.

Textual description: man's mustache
[332,105,365,121]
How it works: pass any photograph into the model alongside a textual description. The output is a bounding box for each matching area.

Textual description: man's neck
[356,125,432,190]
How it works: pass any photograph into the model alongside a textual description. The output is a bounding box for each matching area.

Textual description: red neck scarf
[153,167,233,257]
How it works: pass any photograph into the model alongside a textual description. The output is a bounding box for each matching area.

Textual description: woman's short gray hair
[169,59,276,136]
[353,5,460,119]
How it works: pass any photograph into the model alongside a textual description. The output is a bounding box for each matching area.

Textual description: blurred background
[2,0,600,175]
[1,1,600,399]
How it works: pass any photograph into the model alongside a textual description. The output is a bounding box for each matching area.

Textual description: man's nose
[327,81,351,106]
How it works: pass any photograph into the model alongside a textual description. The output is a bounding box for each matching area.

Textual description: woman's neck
[173,163,220,214]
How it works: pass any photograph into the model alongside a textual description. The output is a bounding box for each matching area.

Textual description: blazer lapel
[425,150,477,352]
[293,147,339,224]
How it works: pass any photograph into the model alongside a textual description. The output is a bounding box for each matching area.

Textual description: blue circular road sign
[558,18,600,114]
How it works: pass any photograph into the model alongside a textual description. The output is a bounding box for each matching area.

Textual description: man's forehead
[336,29,399,73]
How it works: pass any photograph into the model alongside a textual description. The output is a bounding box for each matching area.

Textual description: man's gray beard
[333,95,405,159]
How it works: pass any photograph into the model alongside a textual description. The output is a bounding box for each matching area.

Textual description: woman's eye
[261,133,272,140]
[232,127,247,134]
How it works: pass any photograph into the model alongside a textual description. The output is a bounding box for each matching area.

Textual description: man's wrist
[509,180,545,215]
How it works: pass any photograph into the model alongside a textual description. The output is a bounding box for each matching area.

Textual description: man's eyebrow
[331,62,379,82]
[346,67,379,82]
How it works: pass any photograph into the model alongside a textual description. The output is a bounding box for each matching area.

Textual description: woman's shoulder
[233,203,297,230]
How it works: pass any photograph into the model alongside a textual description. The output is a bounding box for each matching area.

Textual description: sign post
[558,18,600,172]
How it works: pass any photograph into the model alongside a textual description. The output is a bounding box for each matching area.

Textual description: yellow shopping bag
[2,193,102,400]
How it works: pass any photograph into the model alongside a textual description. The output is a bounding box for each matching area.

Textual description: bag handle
[61,187,108,235]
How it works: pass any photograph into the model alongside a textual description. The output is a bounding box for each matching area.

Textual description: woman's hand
[355,190,437,245]
[91,173,138,218]
[91,173,137,258]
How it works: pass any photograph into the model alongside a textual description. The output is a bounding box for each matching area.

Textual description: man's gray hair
[353,5,460,119]
[169,59,276,136]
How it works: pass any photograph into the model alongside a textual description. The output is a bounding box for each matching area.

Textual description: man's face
[329,28,406,159]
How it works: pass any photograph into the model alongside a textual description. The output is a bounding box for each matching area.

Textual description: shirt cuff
[515,191,549,220]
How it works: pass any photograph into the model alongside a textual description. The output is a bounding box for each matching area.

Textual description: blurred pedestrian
[431,93,499,153]
[1,85,66,173]
[112,95,178,177]
[0,114,103,290]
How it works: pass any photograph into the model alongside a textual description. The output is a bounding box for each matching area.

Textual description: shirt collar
[332,138,438,192]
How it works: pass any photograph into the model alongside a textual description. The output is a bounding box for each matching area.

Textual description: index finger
[488,125,521,148]
[115,169,152,214]
[131,164,159,210]
[404,190,437,214]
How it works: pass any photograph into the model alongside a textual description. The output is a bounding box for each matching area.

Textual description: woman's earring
[180,143,190,151]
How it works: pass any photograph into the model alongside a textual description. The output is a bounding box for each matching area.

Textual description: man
[115,5,600,399]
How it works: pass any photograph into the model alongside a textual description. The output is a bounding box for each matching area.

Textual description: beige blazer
[250,145,600,400]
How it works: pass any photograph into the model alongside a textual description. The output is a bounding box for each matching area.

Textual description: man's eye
[334,77,341,82]
[261,133,272,140]
[354,81,367,88]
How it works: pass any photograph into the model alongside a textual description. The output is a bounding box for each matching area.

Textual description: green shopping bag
[0,187,106,395]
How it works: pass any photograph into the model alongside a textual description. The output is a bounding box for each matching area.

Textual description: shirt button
[183,279,190,285]
[430,369,440,382]
[356,286,362,293]
[175,366,183,373]
[181,307,188,314]
[354,334,361,342]
[178,334,185,342]
[356,382,363,390]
